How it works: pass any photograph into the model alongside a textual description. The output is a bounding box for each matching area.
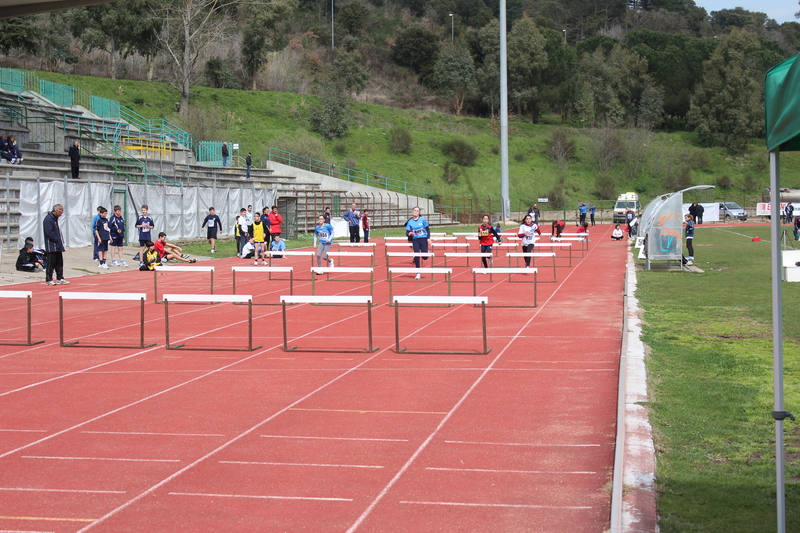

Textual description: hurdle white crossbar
[154,265,215,303]
[279,295,377,353]
[443,252,492,269]
[263,251,315,278]
[325,251,376,267]
[506,252,559,282]
[385,242,413,247]
[231,266,294,304]
[384,236,410,241]
[336,242,377,248]
[524,242,574,265]
[472,268,538,307]
[387,267,452,303]
[310,267,375,298]
[431,242,470,248]
[393,295,490,354]
[0,291,43,346]
[60,292,151,348]
[385,251,435,268]
[163,293,261,351]
[550,235,588,253]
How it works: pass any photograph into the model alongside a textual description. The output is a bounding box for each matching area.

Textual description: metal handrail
[120,106,193,149]
[268,148,435,198]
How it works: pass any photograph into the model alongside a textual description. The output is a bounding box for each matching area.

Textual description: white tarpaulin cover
[681,202,720,221]
[19,181,276,248]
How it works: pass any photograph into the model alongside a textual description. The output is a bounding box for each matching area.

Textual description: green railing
[39,79,74,107]
[196,141,236,166]
[268,148,436,198]
[120,106,193,149]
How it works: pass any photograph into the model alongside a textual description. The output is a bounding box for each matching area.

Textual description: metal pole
[331,0,335,49]
[499,0,510,221]
[770,149,789,533]
[449,14,454,41]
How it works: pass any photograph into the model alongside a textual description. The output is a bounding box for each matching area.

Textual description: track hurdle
[494,242,519,257]
[231,266,294,305]
[506,252,558,282]
[154,265,214,303]
[385,252,435,268]
[279,295,377,353]
[393,295,490,354]
[526,242,574,266]
[472,268,538,308]
[60,292,153,349]
[387,267,452,304]
[0,291,44,346]
[163,294,261,351]
[336,242,377,253]
[443,252,492,268]
[384,236,410,241]
[325,251,376,267]
[265,251,315,280]
[431,242,470,251]
[311,267,375,299]
[550,235,588,254]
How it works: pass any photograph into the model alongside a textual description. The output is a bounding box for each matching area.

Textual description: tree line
[0,0,796,151]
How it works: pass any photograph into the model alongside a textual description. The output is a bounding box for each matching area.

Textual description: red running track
[0,226,626,532]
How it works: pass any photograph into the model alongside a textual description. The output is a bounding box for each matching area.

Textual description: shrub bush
[440,137,479,166]
[333,140,347,155]
[388,126,413,154]
[716,174,733,189]
[267,130,325,169]
[595,173,617,199]
[442,161,461,184]
[544,129,576,168]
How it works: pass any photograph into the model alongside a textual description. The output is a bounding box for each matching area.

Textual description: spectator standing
[236,208,250,256]
[246,205,254,225]
[405,206,430,279]
[95,207,110,269]
[248,212,269,265]
[688,203,698,221]
[695,203,705,225]
[43,204,69,285]
[684,213,694,261]
[135,204,154,267]
[69,141,80,179]
[344,202,361,243]
[362,210,370,243]
[590,204,596,226]
[221,142,229,167]
[323,206,332,224]
[794,216,800,241]
[578,203,587,225]
[201,207,222,254]
[786,203,794,225]
[245,152,252,179]
[268,205,283,241]
[109,205,127,267]
[91,205,102,261]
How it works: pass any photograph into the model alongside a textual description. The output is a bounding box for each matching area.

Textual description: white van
[613,192,641,224]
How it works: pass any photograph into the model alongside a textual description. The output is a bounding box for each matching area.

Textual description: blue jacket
[43,211,65,252]
[315,223,335,244]
[109,214,125,237]
[343,209,361,226]
[405,217,429,240]
[685,219,694,238]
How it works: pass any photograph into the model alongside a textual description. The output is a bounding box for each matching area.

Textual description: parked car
[719,202,748,221]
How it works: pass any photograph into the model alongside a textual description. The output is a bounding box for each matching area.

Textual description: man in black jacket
[68,141,80,179]
[695,203,704,224]
[222,142,229,167]
[245,152,252,179]
[43,204,69,285]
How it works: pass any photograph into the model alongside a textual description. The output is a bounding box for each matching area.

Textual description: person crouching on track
[478,215,502,268]
[406,206,430,280]
[139,241,162,271]
[248,212,269,265]
[551,220,565,238]
[315,215,335,267]
[154,232,195,263]
[518,214,541,268]
[576,222,590,241]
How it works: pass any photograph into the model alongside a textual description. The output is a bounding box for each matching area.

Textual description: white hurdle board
[472,267,538,308]
[231,266,294,304]
[279,295,377,353]
[154,265,215,302]
[392,295,490,355]
[0,290,43,346]
[310,267,375,297]
[59,292,151,348]
[162,293,260,351]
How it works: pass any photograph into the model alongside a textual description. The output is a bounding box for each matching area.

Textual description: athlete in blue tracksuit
[405,207,430,278]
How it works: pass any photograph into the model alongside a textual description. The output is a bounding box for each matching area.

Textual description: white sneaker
[111,259,119,266]
[415,273,421,280]
[686,261,693,266]
[254,260,258,266]
[330,259,335,267]
[10,158,16,164]
[45,280,56,286]
[57,279,70,284]
[211,248,215,254]
[120,260,128,267]
[99,263,109,269]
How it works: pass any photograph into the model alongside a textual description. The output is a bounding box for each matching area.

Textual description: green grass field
[637,224,800,532]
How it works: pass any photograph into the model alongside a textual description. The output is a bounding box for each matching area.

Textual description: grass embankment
[638,225,800,531]
[32,70,800,209]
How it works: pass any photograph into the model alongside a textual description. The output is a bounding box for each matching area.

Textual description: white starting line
[219,460,383,469]
[168,491,352,502]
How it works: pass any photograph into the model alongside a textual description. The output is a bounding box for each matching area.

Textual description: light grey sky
[693,0,796,23]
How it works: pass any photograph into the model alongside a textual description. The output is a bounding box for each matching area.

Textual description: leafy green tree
[0,18,39,56]
[638,82,664,128]
[37,12,79,70]
[68,2,134,79]
[124,0,162,81]
[338,1,369,35]
[240,0,297,90]
[710,7,768,31]
[310,82,351,139]
[333,51,369,96]
[391,24,440,80]
[687,29,764,152]
[536,27,578,123]
[430,43,475,115]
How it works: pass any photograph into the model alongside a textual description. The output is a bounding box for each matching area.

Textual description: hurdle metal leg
[394,302,491,355]
[282,301,378,353]
[1,295,44,346]
[166,300,261,352]
[61,297,155,349]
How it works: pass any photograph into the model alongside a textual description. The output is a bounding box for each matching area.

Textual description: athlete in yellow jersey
[248,212,269,265]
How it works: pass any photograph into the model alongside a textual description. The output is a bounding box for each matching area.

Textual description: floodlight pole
[331,0,335,49]
[770,149,790,533]
[499,0,510,220]
[449,14,454,41]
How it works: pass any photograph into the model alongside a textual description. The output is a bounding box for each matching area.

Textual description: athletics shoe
[10,158,16,164]
[254,260,258,266]
[211,248,215,254]
[415,273,421,280]
[45,280,56,286]
[56,279,70,284]
[111,259,120,266]
[188,259,197,263]
[120,260,128,267]
[330,259,335,267]
[99,263,109,269]
[181,253,190,259]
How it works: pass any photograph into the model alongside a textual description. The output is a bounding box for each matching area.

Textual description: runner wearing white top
[517,214,541,268]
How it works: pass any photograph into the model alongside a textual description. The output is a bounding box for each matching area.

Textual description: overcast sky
[693,0,796,23]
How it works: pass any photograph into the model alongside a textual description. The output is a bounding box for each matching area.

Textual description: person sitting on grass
[139,241,162,271]
[611,224,624,241]
[154,232,196,263]
[270,234,286,258]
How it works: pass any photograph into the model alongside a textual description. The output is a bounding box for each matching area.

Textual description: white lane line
[81,431,225,437]
[0,429,46,433]
[219,461,382,469]
[400,501,592,509]
[22,456,179,463]
[0,487,125,494]
[260,435,408,442]
[168,492,352,502]
[444,441,601,447]
[345,243,610,533]
[0,530,56,533]
[425,467,596,474]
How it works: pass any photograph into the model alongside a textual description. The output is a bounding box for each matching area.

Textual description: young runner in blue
[315,215,335,267]
[405,206,430,279]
